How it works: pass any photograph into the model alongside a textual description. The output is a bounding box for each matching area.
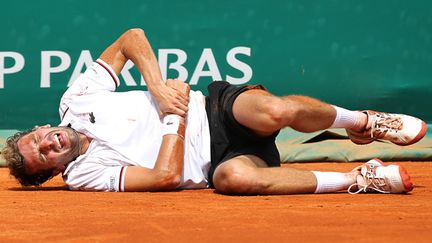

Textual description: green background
[1,0,431,130]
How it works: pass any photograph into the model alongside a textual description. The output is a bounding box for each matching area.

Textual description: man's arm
[99,28,188,116]
[123,80,190,191]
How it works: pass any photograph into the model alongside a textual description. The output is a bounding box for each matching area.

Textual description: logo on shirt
[89,112,96,123]
[109,175,116,192]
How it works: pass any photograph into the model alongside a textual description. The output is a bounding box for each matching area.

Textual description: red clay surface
[1,162,431,243]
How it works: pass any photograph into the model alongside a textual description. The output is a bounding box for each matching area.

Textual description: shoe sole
[398,165,414,192]
[393,121,428,146]
[346,131,374,145]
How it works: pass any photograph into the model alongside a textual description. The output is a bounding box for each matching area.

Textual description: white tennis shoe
[348,158,414,194]
[346,110,427,146]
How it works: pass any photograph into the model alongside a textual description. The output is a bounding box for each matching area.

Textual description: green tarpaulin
[276,126,432,162]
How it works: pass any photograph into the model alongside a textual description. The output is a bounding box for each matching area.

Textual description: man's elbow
[124,28,145,40]
[157,171,182,190]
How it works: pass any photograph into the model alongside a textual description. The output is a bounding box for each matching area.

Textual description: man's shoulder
[63,155,100,177]
[63,155,125,192]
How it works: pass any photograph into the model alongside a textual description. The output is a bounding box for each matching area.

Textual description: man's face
[17,126,82,175]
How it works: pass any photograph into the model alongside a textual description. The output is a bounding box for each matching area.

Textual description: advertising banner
[1,0,431,129]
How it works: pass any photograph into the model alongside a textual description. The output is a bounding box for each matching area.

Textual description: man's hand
[166,79,190,101]
[151,79,190,117]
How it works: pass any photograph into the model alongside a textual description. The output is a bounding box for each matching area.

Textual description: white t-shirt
[60,59,211,191]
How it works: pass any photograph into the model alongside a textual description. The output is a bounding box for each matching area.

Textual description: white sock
[312,171,355,193]
[330,106,366,130]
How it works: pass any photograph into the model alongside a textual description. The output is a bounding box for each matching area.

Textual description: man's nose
[39,138,53,152]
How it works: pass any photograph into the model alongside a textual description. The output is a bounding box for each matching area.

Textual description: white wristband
[162,114,181,136]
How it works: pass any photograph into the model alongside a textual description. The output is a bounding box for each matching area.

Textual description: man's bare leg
[232,89,367,136]
[213,89,366,195]
[212,155,357,195]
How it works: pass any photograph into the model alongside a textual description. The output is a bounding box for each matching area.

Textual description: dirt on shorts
[1,162,431,243]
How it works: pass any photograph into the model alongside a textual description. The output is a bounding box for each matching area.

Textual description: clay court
[1,161,431,242]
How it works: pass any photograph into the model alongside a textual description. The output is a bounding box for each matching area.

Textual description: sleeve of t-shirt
[59,58,120,119]
[63,162,128,192]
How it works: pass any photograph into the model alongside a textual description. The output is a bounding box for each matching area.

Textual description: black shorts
[205,81,281,187]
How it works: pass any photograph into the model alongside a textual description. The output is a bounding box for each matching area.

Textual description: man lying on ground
[1,28,427,194]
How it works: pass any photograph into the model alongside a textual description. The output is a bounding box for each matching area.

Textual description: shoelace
[347,165,390,194]
[370,113,403,139]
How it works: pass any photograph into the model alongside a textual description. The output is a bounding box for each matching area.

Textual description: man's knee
[256,97,298,130]
[213,162,268,195]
